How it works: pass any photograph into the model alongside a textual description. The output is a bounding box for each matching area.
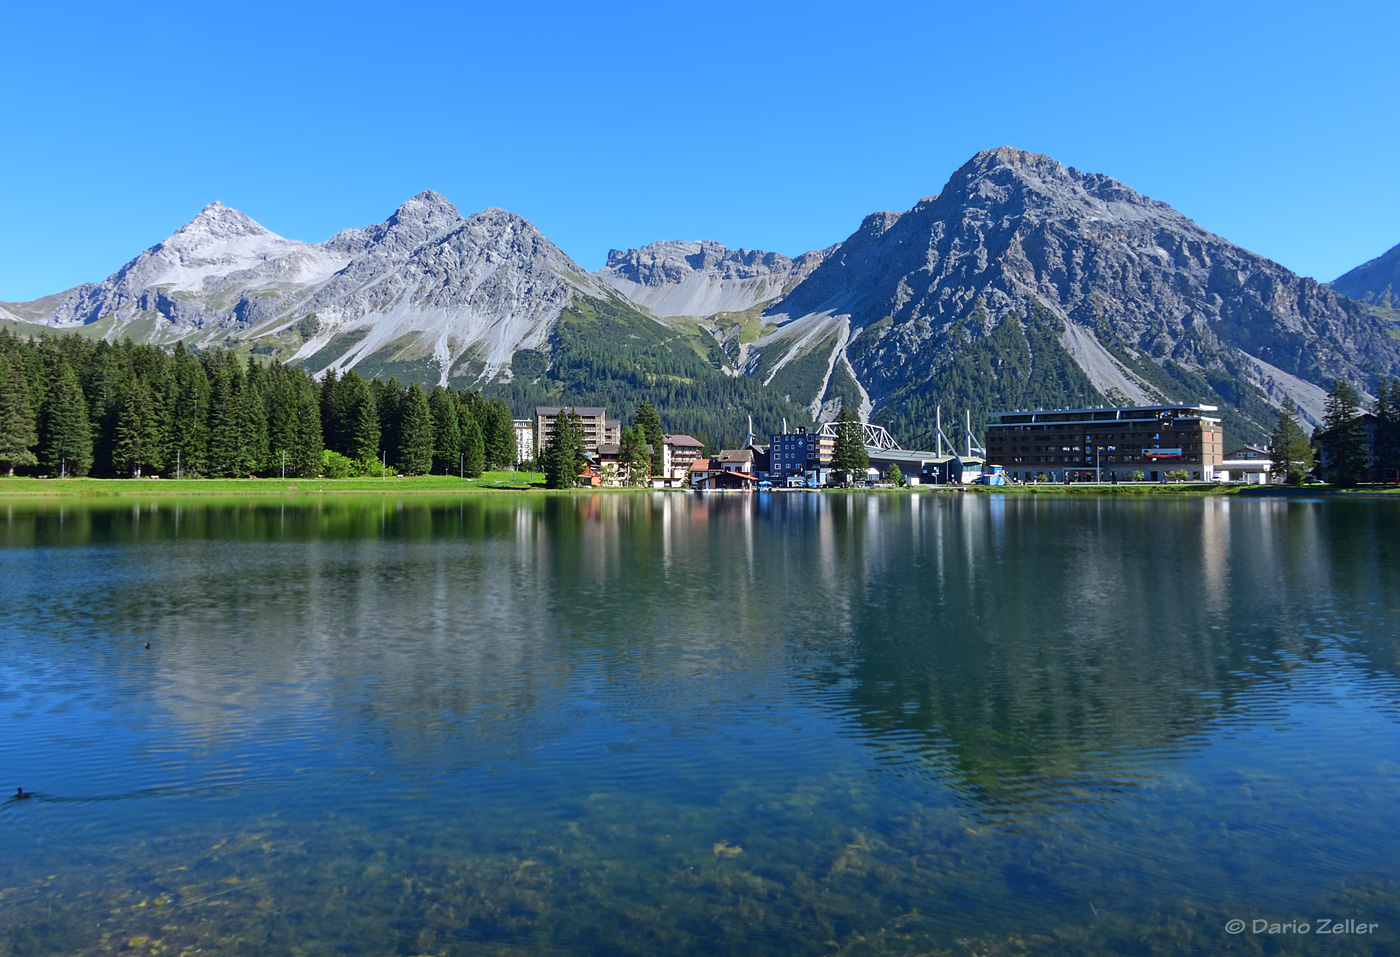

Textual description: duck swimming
[15,787,30,799]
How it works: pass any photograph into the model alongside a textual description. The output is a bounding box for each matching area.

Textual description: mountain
[1331,241,1400,310]
[598,240,832,319]
[4,193,814,447]
[14,192,620,387]
[730,147,1400,439]
[9,151,1400,447]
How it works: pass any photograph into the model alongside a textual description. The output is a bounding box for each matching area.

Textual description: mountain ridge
[7,148,1399,446]
[1331,240,1400,311]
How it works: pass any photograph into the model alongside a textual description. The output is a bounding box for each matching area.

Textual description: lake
[1,492,1398,955]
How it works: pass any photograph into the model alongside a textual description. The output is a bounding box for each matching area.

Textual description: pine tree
[372,378,402,465]
[636,400,664,476]
[265,364,301,477]
[1268,397,1313,485]
[319,366,343,455]
[237,366,269,475]
[1321,380,1368,485]
[397,382,435,476]
[88,342,129,476]
[429,386,462,475]
[543,408,586,489]
[1372,378,1400,483]
[114,378,160,478]
[41,361,93,477]
[293,373,324,477]
[619,424,650,485]
[339,373,380,465]
[206,355,243,477]
[0,352,39,477]
[170,344,209,476]
[461,414,485,478]
[832,405,868,486]
[482,399,515,469]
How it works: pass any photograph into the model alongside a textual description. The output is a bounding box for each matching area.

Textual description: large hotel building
[985,403,1224,482]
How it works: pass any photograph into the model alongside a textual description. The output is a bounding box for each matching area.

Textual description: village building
[716,449,754,474]
[533,406,621,455]
[985,403,1224,483]
[512,419,534,465]
[662,434,704,482]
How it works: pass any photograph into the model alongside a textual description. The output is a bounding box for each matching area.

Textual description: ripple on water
[3,494,1400,954]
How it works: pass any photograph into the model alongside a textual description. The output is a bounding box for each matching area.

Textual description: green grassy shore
[0,472,547,499]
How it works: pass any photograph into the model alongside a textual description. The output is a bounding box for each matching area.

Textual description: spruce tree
[620,424,650,485]
[265,365,300,476]
[0,352,39,477]
[397,382,435,476]
[41,361,93,477]
[1268,397,1313,485]
[339,373,380,464]
[237,367,269,475]
[292,373,324,478]
[114,378,160,478]
[832,405,868,486]
[1372,378,1400,483]
[482,399,515,469]
[636,400,664,475]
[372,378,402,465]
[543,408,586,489]
[170,344,210,476]
[429,386,462,475]
[1321,380,1368,485]
[320,367,343,455]
[461,413,485,478]
[206,356,243,477]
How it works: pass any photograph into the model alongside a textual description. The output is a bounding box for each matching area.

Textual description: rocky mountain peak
[1331,241,1400,309]
[391,190,460,224]
[749,146,1400,438]
[597,239,836,318]
[168,201,274,246]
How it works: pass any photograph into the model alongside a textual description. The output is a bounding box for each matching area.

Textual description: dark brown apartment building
[986,404,1224,482]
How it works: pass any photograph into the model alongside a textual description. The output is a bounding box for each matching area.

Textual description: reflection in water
[1,492,1399,955]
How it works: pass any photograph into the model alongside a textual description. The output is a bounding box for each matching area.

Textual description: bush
[321,450,398,478]
[321,449,358,478]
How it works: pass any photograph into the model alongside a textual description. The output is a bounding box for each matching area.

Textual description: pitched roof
[717,449,753,463]
[689,458,713,471]
[664,434,704,448]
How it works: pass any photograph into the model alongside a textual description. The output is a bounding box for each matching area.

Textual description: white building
[513,419,535,465]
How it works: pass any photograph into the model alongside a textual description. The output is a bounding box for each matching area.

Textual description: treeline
[0,332,521,479]
[1267,379,1400,485]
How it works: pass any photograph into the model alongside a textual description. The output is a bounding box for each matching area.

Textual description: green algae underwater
[2,492,1399,955]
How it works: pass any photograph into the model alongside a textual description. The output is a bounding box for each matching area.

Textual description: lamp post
[460,452,464,480]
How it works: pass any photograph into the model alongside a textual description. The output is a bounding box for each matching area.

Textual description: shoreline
[0,474,548,499]
[2,476,1394,502]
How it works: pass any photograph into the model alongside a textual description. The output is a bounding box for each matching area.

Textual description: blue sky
[2,0,1397,302]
